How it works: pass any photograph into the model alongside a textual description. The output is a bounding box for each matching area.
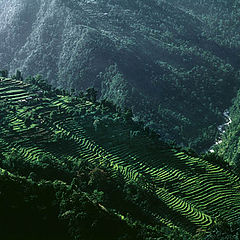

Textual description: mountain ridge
[0,0,239,150]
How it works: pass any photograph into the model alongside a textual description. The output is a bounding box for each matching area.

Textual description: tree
[85,88,97,102]
[0,69,8,78]
[24,116,32,128]
[16,70,23,81]
[50,110,57,120]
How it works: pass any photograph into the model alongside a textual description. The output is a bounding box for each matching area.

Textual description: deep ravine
[208,110,232,153]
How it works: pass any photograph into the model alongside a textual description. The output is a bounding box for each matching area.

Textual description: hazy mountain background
[0,0,240,150]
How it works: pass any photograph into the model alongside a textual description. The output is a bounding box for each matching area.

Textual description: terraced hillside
[1,76,240,237]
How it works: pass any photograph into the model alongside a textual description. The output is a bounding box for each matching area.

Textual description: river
[208,109,232,153]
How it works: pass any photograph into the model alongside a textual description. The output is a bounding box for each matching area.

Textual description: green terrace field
[1,76,240,236]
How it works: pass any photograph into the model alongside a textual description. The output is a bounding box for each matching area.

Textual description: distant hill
[0,0,240,150]
[1,76,240,239]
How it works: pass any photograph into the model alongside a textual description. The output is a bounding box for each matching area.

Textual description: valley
[0,0,240,239]
[1,76,240,239]
[0,0,239,150]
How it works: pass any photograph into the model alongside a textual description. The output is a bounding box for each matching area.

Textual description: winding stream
[208,110,232,153]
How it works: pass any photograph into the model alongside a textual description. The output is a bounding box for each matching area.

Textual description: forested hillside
[0,0,239,150]
[215,90,240,169]
[1,76,240,239]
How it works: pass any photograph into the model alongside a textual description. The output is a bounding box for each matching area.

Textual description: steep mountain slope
[0,168,142,240]
[1,76,240,239]
[0,0,240,150]
[215,90,240,167]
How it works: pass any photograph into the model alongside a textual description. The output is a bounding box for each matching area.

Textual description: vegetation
[1,0,239,151]
[215,89,240,169]
[1,75,240,239]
